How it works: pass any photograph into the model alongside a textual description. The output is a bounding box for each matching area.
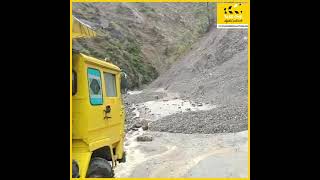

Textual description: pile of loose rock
[122,93,158,141]
[149,104,247,134]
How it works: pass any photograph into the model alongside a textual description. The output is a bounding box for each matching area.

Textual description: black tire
[72,160,80,178]
[86,157,114,178]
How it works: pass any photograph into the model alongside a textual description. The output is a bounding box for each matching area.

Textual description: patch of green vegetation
[75,28,158,89]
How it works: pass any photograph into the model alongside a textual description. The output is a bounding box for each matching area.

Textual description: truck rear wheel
[86,157,114,178]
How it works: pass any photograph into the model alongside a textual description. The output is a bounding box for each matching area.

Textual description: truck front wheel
[86,157,114,178]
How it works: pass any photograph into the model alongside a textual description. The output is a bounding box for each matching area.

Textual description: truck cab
[72,52,126,178]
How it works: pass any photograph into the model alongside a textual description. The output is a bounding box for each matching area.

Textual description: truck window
[88,68,103,105]
[104,73,117,97]
[72,70,77,95]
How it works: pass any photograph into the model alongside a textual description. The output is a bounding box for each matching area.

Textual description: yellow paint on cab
[72,53,125,178]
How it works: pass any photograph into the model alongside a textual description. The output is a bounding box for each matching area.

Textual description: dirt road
[115,131,248,178]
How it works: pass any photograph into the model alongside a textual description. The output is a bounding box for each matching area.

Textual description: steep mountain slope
[150,27,248,107]
[72,2,214,88]
[148,27,248,133]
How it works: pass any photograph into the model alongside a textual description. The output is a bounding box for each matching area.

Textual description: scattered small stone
[134,122,143,128]
[142,124,149,131]
[186,108,191,111]
[137,135,153,142]
[141,120,149,130]
[149,105,247,134]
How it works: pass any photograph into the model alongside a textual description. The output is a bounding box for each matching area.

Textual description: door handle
[104,105,112,119]
[105,105,111,113]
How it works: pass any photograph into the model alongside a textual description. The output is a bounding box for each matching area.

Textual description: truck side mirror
[120,72,128,94]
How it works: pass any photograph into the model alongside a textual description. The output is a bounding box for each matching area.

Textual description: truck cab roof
[75,53,121,72]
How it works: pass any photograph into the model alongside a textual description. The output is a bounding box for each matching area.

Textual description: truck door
[102,71,121,129]
[87,67,106,141]
[86,66,122,142]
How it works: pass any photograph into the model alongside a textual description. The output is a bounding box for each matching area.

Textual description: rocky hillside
[72,2,214,89]
[147,27,248,133]
[122,26,248,134]
[150,28,248,107]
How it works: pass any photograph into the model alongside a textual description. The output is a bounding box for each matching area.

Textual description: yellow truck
[72,16,126,178]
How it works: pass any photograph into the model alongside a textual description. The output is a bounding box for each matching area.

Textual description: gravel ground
[149,104,247,134]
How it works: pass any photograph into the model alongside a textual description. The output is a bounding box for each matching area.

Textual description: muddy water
[141,98,217,121]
